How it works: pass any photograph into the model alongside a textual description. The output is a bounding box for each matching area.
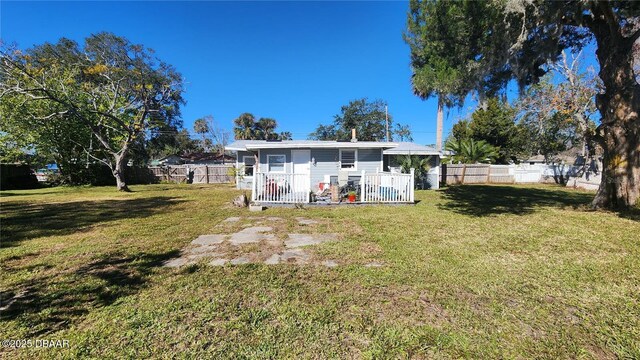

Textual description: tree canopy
[448,98,521,164]
[515,52,599,162]
[0,33,184,190]
[193,115,230,153]
[233,113,291,140]
[405,0,640,209]
[145,125,198,160]
[309,98,411,142]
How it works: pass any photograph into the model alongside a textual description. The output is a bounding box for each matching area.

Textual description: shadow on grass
[438,185,593,217]
[0,190,59,197]
[617,207,640,222]
[1,196,185,247]
[0,250,178,337]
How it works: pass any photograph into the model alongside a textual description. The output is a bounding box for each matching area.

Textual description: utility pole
[385,105,390,142]
[436,97,443,152]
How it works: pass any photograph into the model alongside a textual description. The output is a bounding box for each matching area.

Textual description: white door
[291,150,311,192]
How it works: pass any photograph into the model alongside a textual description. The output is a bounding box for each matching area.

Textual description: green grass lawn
[1,184,639,359]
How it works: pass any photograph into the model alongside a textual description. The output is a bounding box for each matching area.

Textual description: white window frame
[339,149,358,170]
[267,154,287,173]
[242,156,255,177]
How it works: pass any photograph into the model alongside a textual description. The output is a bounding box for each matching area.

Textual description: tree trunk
[112,154,131,192]
[590,19,640,209]
[436,96,444,152]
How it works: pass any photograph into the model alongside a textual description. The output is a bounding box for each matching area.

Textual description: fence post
[487,165,491,184]
[410,168,415,203]
[205,166,210,184]
[251,172,257,203]
[360,170,366,202]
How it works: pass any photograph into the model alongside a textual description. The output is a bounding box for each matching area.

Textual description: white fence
[252,172,311,203]
[441,162,601,190]
[361,169,414,203]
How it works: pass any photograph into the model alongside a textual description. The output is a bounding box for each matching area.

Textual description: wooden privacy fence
[148,165,234,184]
[441,164,513,185]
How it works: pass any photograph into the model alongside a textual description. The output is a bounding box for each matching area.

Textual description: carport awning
[383,142,441,156]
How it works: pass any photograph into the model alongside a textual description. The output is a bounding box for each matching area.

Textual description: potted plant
[347,190,356,203]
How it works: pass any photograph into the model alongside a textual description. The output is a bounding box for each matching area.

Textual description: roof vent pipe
[351,128,357,142]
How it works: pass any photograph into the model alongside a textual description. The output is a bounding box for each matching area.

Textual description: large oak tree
[406,0,640,209]
[0,33,184,191]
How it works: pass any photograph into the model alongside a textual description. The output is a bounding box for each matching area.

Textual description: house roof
[180,152,236,162]
[382,142,440,156]
[226,140,399,151]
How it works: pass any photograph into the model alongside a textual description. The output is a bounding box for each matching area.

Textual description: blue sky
[1,1,597,145]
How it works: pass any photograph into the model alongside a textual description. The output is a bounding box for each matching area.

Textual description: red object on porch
[348,194,356,202]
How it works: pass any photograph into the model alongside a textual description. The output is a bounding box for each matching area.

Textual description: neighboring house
[150,153,236,166]
[150,154,184,166]
[180,152,236,165]
[226,140,441,192]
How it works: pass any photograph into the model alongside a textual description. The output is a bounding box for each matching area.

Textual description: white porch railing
[360,169,414,203]
[252,172,310,203]
[251,170,415,204]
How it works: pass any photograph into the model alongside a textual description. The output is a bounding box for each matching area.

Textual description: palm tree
[233,113,257,140]
[256,117,278,140]
[399,155,431,189]
[445,138,498,164]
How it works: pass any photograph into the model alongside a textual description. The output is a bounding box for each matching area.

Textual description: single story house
[225,140,441,192]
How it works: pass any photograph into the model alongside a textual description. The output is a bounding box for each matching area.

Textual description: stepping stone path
[364,262,384,268]
[230,256,251,265]
[192,234,226,246]
[296,217,319,225]
[322,260,338,268]
[229,226,275,245]
[209,258,228,266]
[264,254,281,265]
[280,249,310,264]
[285,233,337,248]
[163,216,345,268]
